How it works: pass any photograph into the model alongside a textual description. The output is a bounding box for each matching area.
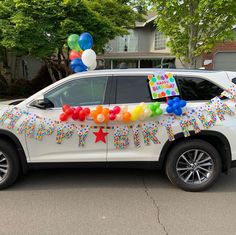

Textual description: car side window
[115,76,155,104]
[175,76,224,101]
[232,77,236,84]
[44,76,108,107]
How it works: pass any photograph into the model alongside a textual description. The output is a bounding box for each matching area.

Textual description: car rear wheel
[165,139,222,192]
[0,140,20,189]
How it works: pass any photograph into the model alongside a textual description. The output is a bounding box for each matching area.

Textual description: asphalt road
[1,168,236,235]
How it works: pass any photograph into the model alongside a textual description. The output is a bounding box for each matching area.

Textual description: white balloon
[81,49,97,67]
[144,108,152,118]
[88,60,97,71]
[116,114,123,121]
[120,105,128,113]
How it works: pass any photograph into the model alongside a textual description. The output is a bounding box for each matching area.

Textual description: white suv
[0,69,236,191]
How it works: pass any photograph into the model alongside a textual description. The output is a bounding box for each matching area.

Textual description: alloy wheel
[0,151,9,182]
[176,149,214,185]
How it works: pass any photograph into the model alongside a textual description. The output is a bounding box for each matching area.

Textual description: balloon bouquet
[67,33,97,73]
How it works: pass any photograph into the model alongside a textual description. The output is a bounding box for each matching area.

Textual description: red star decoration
[93,128,108,143]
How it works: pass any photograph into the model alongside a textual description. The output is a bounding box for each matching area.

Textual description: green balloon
[155,108,163,116]
[154,102,160,108]
[67,34,81,52]
[148,104,156,112]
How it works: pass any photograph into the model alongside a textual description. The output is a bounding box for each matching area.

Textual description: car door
[26,75,110,163]
[107,74,167,162]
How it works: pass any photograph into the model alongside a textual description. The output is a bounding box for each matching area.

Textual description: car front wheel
[165,139,222,192]
[0,140,20,189]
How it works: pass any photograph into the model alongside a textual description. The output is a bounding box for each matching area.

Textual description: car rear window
[175,76,224,101]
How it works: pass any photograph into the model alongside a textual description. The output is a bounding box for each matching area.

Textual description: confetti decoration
[196,105,217,129]
[77,125,90,147]
[159,116,175,141]
[0,109,22,129]
[56,124,75,144]
[142,122,160,145]
[36,119,55,141]
[17,116,36,138]
[179,115,201,137]
[114,126,129,149]
[210,97,234,121]
[132,124,141,148]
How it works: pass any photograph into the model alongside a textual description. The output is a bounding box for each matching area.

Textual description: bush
[7,80,33,98]
[0,79,8,98]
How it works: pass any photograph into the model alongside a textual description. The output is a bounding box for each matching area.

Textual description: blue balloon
[167,100,174,106]
[173,97,180,102]
[70,58,87,72]
[78,32,93,50]
[166,106,173,113]
[74,65,87,73]
[172,102,180,109]
[174,108,182,116]
[179,100,187,107]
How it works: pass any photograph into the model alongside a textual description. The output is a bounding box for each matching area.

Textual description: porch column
[138,59,140,68]
[111,60,113,69]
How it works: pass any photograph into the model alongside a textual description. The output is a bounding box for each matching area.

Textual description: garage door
[214,52,236,71]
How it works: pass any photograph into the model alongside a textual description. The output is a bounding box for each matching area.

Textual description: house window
[155,31,166,50]
[117,30,138,52]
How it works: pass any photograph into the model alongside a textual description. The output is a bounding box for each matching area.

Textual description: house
[99,13,183,69]
[202,27,236,71]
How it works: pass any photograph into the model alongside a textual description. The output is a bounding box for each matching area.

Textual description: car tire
[165,139,222,192]
[0,140,20,189]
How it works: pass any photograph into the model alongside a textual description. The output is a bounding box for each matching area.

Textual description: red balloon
[83,107,90,116]
[60,113,68,121]
[113,106,121,115]
[69,50,82,60]
[76,106,83,113]
[65,108,73,116]
[109,113,116,121]
[72,111,79,120]
[62,104,70,112]
[79,110,86,121]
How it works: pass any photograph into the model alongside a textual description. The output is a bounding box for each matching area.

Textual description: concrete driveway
[0,168,236,235]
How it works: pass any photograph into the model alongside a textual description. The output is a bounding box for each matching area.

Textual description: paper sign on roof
[148,72,180,99]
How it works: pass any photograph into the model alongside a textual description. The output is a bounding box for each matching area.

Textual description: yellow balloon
[131,111,138,121]
[135,106,143,115]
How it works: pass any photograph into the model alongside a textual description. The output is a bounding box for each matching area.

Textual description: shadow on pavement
[6,168,236,192]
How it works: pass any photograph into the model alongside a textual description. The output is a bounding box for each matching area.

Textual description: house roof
[136,12,157,27]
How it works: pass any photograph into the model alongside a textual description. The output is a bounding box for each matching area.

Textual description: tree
[0,0,145,82]
[151,0,236,68]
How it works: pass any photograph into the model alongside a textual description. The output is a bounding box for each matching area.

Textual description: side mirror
[30,98,54,109]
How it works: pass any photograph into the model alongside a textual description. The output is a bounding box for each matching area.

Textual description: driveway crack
[142,175,168,235]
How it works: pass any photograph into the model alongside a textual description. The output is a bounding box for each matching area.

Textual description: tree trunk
[45,61,57,83]
[0,50,14,84]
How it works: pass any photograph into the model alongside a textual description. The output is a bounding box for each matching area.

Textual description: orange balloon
[104,115,109,123]
[102,108,110,116]
[93,115,99,124]
[96,105,103,113]
[90,110,97,118]
[123,112,131,123]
